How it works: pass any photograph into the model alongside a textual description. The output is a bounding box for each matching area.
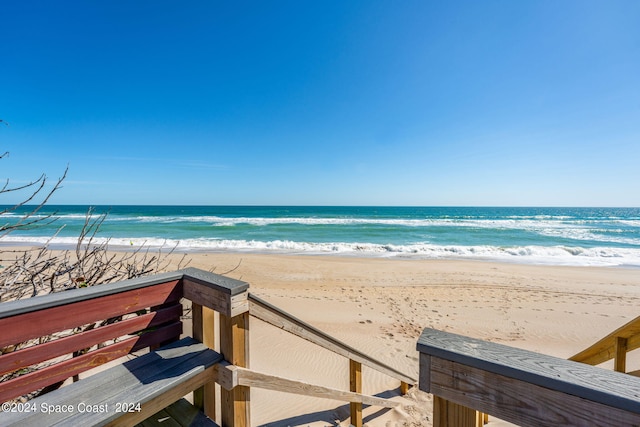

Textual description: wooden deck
[0,268,416,427]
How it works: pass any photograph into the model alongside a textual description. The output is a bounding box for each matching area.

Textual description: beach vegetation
[1,147,188,300]
[0,141,189,399]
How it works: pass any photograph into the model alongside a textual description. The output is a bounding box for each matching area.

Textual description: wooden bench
[0,337,222,426]
[0,268,250,427]
[1,265,415,426]
[417,328,640,427]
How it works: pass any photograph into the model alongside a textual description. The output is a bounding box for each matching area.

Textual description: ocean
[1,206,640,267]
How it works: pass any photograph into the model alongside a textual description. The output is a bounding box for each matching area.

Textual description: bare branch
[0,166,68,235]
[0,144,201,396]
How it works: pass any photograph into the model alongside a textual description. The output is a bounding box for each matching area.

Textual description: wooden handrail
[0,270,185,320]
[569,314,640,369]
[218,364,399,408]
[248,293,417,386]
[0,268,250,426]
[418,328,640,427]
[0,267,249,321]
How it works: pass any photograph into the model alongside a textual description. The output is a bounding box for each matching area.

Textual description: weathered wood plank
[249,294,416,385]
[0,337,222,426]
[182,269,249,317]
[429,356,640,427]
[417,328,640,413]
[0,271,187,320]
[0,280,182,347]
[213,360,237,391]
[182,268,249,296]
[12,339,190,427]
[0,268,248,323]
[130,321,183,353]
[184,281,248,317]
[104,366,217,427]
[0,304,181,376]
[0,336,139,404]
[0,322,182,403]
[78,345,221,426]
[419,353,431,393]
[233,366,400,408]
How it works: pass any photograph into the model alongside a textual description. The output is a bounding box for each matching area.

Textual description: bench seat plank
[0,337,222,427]
[1,337,204,425]
[0,321,183,403]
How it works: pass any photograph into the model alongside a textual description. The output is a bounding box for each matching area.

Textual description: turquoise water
[1,206,640,266]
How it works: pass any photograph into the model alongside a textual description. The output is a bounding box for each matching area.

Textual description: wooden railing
[569,314,640,375]
[0,268,416,427]
[184,269,251,426]
[417,327,640,427]
[0,271,184,404]
[248,294,416,427]
[0,268,250,426]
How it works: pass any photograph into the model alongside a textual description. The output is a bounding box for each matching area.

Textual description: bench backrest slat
[0,279,185,403]
[0,303,182,377]
[1,334,139,403]
[0,280,182,348]
[0,320,183,403]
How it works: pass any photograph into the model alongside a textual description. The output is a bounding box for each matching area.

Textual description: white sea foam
[5,212,638,233]
[2,235,639,267]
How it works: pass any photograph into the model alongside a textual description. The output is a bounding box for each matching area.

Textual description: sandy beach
[5,1,639,424]
[162,252,640,426]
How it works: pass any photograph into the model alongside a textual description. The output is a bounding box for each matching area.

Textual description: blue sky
[1,1,639,206]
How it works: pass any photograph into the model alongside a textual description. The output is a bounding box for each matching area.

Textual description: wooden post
[349,359,363,427]
[400,381,409,395]
[220,311,250,427]
[475,411,488,426]
[614,336,628,373]
[193,303,217,420]
[433,396,476,427]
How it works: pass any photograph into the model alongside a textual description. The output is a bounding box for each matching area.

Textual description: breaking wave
[2,235,639,267]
